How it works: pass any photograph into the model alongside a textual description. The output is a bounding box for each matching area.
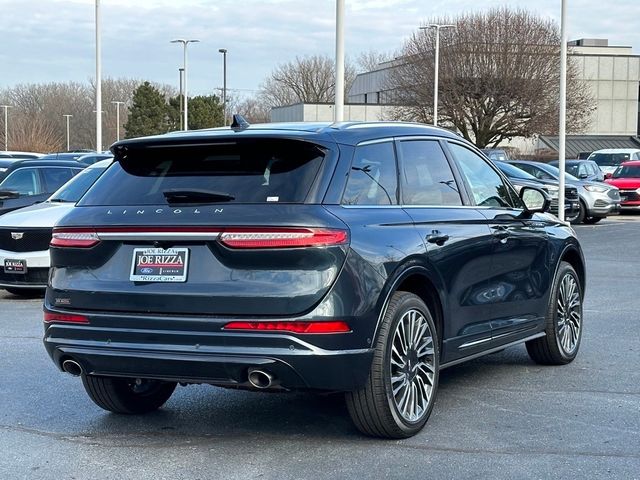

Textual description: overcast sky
[1,0,639,100]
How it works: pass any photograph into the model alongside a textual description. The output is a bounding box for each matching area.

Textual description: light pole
[218,48,227,125]
[334,0,345,122]
[63,114,73,151]
[111,101,125,143]
[95,0,102,151]
[420,24,455,126]
[558,0,568,222]
[178,67,184,130]
[1,105,11,151]
[171,39,200,130]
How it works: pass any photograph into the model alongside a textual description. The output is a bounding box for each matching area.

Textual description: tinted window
[613,165,640,178]
[343,142,397,205]
[399,140,461,206]
[565,165,580,177]
[495,161,538,180]
[588,153,632,167]
[0,168,42,195]
[49,166,108,202]
[42,168,76,192]
[81,140,325,206]
[449,143,514,208]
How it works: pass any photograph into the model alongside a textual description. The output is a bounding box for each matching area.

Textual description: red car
[605,161,640,209]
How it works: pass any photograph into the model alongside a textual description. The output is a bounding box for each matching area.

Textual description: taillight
[223,321,351,334]
[51,229,100,248]
[44,311,89,324]
[219,228,348,249]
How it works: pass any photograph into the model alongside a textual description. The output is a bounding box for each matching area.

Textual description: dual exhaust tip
[62,360,277,389]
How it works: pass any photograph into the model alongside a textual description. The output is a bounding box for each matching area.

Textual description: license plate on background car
[4,259,27,274]
[130,248,189,282]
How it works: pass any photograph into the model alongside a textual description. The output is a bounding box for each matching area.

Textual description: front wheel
[567,201,586,224]
[82,375,177,414]
[583,216,602,224]
[346,292,439,438]
[526,262,583,365]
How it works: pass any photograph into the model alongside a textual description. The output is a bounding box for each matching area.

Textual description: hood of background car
[606,178,640,189]
[0,202,75,228]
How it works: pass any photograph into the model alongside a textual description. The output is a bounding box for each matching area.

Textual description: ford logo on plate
[140,268,154,274]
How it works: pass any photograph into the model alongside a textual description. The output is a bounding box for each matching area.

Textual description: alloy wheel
[389,309,436,422]
[557,273,581,355]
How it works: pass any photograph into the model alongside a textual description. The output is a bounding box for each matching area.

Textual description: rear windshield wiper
[162,189,235,204]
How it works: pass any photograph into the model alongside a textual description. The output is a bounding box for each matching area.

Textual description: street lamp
[1,105,12,151]
[178,67,184,130]
[420,24,455,126]
[95,0,102,151]
[171,39,200,130]
[218,48,227,126]
[334,0,345,122]
[63,114,73,151]
[111,101,125,143]
[557,0,568,222]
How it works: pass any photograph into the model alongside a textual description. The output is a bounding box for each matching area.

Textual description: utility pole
[179,68,184,130]
[558,0,568,222]
[63,114,73,151]
[334,0,345,122]
[1,105,11,151]
[420,24,455,126]
[111,101,125,142]
[95,0,102,151]
[218,48,227,125]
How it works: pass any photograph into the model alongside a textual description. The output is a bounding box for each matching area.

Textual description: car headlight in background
[584,185,609,193]
[545,185,559,198]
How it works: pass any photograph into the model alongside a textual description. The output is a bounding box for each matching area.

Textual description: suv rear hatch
[48,137,349,317]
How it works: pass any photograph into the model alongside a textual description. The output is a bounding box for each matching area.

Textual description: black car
[44,119,585,439]
[0,159,84,216]
[493,161,580,220]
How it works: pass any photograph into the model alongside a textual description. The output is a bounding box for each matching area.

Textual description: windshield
[613,165,640,178]
[588,152,632,167]
[495,161,538,180]
[538,163,580,182]
[79,139,326,206]
[49,165,108,202]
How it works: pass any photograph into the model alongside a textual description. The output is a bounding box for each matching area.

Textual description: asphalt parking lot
[0,215,638,480]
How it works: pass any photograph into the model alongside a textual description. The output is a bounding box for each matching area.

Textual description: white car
[0,160,111,295]
[587,149,640,175]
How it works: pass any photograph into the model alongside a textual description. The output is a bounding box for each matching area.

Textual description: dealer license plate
[130,248,189,283]
[4,259,27,275]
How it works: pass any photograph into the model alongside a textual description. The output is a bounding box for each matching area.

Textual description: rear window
[79,139,326,206]
[588,153,632,167]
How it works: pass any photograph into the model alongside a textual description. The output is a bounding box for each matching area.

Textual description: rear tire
[583,216,602,224]
[526,262,583,365]
[345,292,439,438]
[82,375,176,414]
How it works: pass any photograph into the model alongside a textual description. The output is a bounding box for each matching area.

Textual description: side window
[399,140,462,206]
[578,164,587,177]
[42,168,75,192]
[448,143,515,208]
[342,142,397,205]
[0,168,42,196]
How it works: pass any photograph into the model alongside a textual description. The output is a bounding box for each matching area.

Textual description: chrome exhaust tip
[247,368,275,389]
[61,359,83,377]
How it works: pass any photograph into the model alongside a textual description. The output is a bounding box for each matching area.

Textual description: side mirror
[0,190,20,200]
[520,186,549,214]
[579,173,588,179]
[604,172,613,180]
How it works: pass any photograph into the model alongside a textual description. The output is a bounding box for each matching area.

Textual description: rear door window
[80,139,326,205]
[342,142,398,205]
[0,168,42,196]
[398,140,462,206]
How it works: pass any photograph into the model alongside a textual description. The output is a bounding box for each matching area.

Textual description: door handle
[426,231,450,246]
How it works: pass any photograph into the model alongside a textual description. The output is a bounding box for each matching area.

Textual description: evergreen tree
[124,82,169,138]
[187,95,224,130]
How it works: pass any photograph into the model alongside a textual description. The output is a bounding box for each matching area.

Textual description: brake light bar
[218,228,348,249]
[50,227,348,249]
[44,311,90,324]
[223,321,351,334]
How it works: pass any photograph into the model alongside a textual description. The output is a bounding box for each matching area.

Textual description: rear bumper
[43,314,374,392]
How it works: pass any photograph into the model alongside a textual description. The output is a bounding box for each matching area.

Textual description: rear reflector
[44,311,90,324]
[50,230,100,248]
[219,228,348,249]
[223,321,351,334]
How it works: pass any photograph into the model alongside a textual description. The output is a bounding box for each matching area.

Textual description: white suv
[587,149,640,175]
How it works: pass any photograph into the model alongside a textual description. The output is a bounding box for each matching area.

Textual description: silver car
[509,161,620,224]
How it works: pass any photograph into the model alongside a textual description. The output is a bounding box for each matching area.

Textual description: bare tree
[355,50,393,73]
[233,96,271,124]
[259,54,357,108]
[387,8,594,148]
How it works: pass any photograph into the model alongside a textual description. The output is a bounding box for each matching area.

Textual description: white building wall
[270,103,396,122]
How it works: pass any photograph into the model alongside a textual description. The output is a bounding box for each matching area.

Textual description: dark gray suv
[44,119,585,438]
